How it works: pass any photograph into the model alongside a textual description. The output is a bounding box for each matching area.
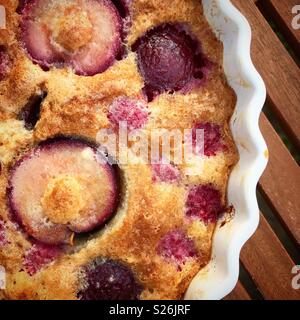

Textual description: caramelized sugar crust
[0,0,238,300]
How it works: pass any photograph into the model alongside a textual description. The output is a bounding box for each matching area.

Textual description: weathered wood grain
[257,0,300,54]
[259,113,300,245]
[240,214,300,299]
[232,0,300,148]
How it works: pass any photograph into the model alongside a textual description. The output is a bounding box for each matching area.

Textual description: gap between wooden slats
[259,113,300,245]
[256,0,300,55]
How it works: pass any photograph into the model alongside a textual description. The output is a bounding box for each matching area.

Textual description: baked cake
[0,0,238,300]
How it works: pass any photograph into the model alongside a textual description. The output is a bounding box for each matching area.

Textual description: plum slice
[8,138,119,245]
[132,23,209,101]
[77,258,142,300]
[20,0,122,76]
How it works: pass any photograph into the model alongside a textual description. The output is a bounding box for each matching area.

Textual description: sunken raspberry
[23,242,60,276]
[78,259,142,300]
[193,123,223,157]
[186,184,223,224]
[151,163,180,183]
[108,96,149,130]
[132,23,209,101]
[0,220,8,246]
[0,47,10,81]
[157,230,197,264]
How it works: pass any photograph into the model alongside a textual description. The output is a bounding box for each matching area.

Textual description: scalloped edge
[184,0,268,300]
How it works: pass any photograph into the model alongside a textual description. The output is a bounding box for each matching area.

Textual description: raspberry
[78,259,142,300]
[186,184,223,223]
[108,96,149,130]
[23,243,60,276]
[193,123,223,157]
[157,230,197,264]
[151,163,180,183]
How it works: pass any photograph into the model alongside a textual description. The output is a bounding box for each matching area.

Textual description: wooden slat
[232,0,300,148]
[240,213,300,300]
[259,113,300,244]
[224,281,251,300]
[257,0,300,55]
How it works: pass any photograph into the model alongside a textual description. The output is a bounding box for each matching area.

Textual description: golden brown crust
[0,0,238,300]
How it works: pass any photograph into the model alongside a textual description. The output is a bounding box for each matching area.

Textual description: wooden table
[224,0,300,300]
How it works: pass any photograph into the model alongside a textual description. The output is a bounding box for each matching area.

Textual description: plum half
[20,0,123,76]
[132,23,210,101]
[7,138,119,245]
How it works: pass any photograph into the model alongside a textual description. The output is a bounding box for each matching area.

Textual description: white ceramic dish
[184,0,268,300]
